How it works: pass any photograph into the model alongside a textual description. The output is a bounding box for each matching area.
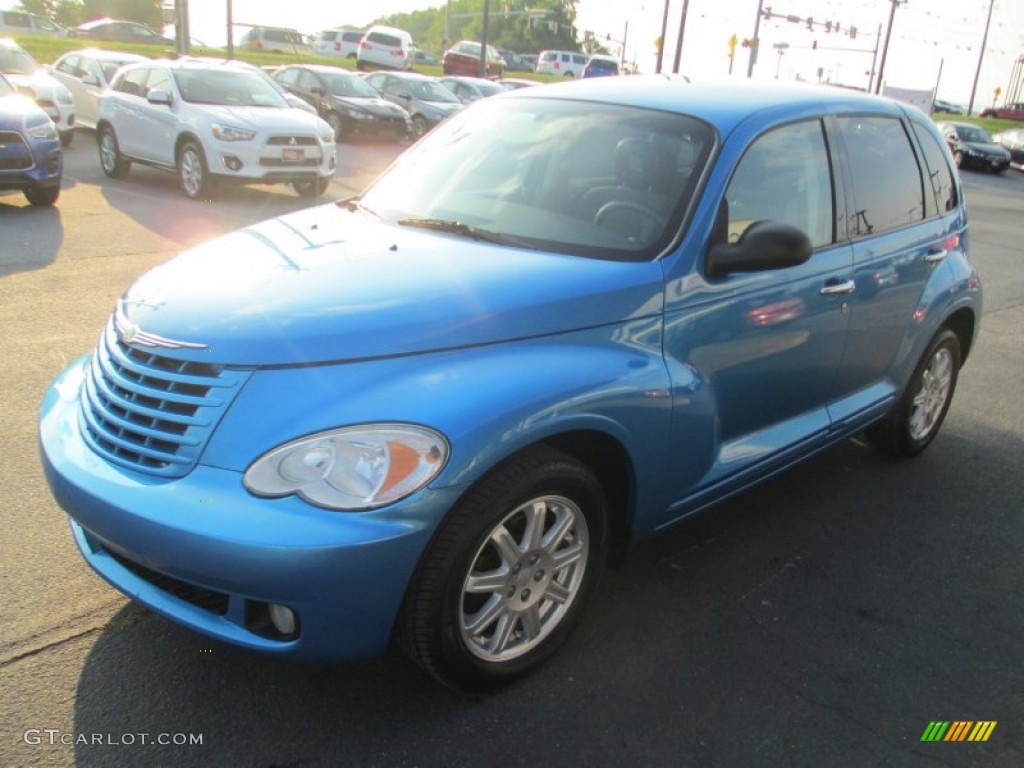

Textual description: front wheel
[867,329,962,456]
[953,150,964,169]
[325,112,343,141]
[98,126,130,178]
[177,141,213,200]
[25,183,60,207]
[411,114,428,140]
[398,447,608,690]
[291,177,330,197]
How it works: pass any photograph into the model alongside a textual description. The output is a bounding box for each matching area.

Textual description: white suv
[0,38,76,145]
[96,58,336,199]
[356,25,414,71]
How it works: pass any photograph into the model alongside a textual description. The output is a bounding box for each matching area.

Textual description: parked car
[993,127,1024,170]
[413,49,440,67]
[442,40,504,78]
[362,70,462,138]
[932,98,965,115]
[40,79,981,690]
[313,28,363,59]
[49,49,148,131]
[356,25,414,71]
[0,9,66,37]
[94,58,336,199]
[0,38,75,145]
[583,55,620,78]
[69,18,173,47]
[536,49,587,77]
[498,49,533,73]
[437,75,505,104]
[937,120,1011,173]
[273,64,411,141]
[979,102,1024,121]
[239,26,312,56]
[0,71,61,205]
[496,77,539,91]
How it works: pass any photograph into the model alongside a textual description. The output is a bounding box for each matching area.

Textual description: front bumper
[39,358,460,660]
[208,138,337,185]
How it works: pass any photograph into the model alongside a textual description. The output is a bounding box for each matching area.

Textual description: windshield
[958,125,992,143]
[411,80,460,103]
[360,97,715,261]
[0,47,41,76]
[324,73,379,98]
[175,69,289,108]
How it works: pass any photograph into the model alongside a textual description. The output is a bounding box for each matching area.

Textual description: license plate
[283,148,304,162]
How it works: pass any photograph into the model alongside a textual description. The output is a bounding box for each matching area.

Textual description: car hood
[117,204,664,366]
[964,140,1010,157]
[0,93,48,126]
[192,104,326,133]
[329,95,407,117]
[4,70,65,99]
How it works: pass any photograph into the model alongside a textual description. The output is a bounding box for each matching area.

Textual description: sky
[6,0,1020,107]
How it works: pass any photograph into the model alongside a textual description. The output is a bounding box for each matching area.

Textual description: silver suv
[96,58,336,199]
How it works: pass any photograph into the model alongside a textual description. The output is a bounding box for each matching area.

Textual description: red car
[442,40,504,78]
[980,102,1024,121]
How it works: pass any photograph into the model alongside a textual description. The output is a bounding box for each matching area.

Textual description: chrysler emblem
[114,301,208,350]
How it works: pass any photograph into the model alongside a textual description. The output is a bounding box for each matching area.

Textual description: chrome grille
[79,320,249,477]
[266,135,318,146]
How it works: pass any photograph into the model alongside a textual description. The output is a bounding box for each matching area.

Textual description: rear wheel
[411,114,428,139]
[867,329,962,456]
[398,447,608,690]
[98,126,130,178]
[177,141,213,200]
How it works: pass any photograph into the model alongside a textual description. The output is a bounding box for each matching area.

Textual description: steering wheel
[593,199,667,230]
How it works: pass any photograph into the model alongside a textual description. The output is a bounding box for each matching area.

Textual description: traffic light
[812,40,817,50]
[741,38,752,48]
[806,17,814,31]
[825,21,832,33]
[849,26,857,39]
[763,6,772,20]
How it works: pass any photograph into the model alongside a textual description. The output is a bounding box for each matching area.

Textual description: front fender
[201,317,674,510]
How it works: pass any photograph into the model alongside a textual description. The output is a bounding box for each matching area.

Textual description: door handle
[819,279,856,296]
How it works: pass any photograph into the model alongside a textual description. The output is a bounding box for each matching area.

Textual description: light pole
[656,0,670,74]
[747,0,764,78]
[874,0,901,94]
[968,0,996,115]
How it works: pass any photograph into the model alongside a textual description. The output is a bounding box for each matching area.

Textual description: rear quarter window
[910,121,958,215]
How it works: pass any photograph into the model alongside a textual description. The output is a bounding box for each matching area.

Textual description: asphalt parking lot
[1,133,1022,768]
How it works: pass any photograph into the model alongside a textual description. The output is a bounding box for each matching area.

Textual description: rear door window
[836,116,924,238]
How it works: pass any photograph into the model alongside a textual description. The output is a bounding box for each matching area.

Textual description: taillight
[942,234,960,251]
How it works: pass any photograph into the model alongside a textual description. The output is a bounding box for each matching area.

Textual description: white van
[536,50,587,78]
[356,25,414,71]
[314,28,363,59]
[239,26,312,56]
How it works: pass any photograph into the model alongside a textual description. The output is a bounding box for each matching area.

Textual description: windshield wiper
[337,196,379,218]
[397,217,529,247]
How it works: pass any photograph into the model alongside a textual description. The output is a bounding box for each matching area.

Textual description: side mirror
[706,219,813,277]
[147,89,172,106]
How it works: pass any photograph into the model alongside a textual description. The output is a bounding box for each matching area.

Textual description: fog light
[222,154,243,172]
[268,604,296,635]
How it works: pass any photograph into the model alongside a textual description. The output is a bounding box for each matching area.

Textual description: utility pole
[226,0,233,59]
[479,0,490,78]
[867,22,881,93]
[672,0,690,74]
[747,0,764,78]
[621,21,629,67]
[874,0,900,94]
[656,0,670,74]
[968,0,996,115]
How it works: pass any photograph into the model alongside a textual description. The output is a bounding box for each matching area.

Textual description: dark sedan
[937,121,1011,173]
[993,128,1024,170]
[273,64,411,142]
[69,18,173,46]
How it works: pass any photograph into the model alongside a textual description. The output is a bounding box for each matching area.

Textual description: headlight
[28,119,57,140]
[211,123,256,141]
[244,424,449,511]
[319,125,335,143]
[345,108,369,120]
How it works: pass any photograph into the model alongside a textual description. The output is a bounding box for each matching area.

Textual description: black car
[69,18,174,46]
[272,64,412,142]
[937,121,1011,173]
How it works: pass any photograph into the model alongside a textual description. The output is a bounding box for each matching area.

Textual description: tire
[867,329,962,457]
[953,150,964,169]
[60,130,73,148]
[398,447,608,690]
[411,114,428,139]
[325,111,343,141]
[177,141,213,200]
[98,126,130,179]
[291,177,330,197]
[25,184,60,207]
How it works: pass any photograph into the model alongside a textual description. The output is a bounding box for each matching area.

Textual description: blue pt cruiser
[40,79,981,689]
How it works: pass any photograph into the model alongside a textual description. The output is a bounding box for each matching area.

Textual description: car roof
[63,48,149,62]
[513,78,910,135]
[291,64,356,75]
